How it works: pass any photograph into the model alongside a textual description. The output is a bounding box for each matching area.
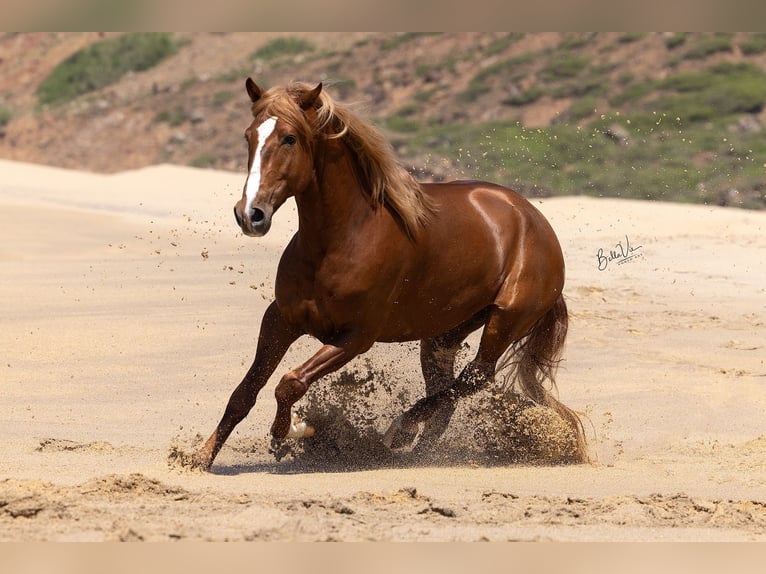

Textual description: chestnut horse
[193,79,587,470]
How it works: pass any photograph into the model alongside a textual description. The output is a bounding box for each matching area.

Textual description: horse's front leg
[270,338,369,442]
[193,301,300,470]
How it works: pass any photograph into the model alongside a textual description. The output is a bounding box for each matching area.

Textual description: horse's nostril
[250,208,265,225]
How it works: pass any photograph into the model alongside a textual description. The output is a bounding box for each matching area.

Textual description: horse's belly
[376,280,496,342]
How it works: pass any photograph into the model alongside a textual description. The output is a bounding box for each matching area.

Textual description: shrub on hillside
[250,37,315,61]
[682,34,733,60]
[540,55,589,82]
[36,33,181,106]
[739,33,766,55]
[0,105,11,127]
[655,62,766,120]
[664,33,688,49]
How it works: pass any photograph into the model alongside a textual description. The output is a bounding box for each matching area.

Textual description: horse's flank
[251,81,434,237]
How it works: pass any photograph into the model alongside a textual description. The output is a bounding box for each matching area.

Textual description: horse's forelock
[250,85,313,137]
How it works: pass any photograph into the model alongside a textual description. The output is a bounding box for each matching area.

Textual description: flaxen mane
[253,82,434,236]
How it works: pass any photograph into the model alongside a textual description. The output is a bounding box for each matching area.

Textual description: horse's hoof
[186,449,213,472]
[269,437,291,462]
[382,415,419,450]
[188,458,212,472]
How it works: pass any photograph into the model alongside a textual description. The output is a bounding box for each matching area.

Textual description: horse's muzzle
[234,203,271,236]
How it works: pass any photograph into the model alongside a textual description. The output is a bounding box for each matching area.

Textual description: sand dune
[1,159,765,541]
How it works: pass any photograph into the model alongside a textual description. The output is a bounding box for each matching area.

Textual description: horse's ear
[245,77,262,103]
[299,82,322,110]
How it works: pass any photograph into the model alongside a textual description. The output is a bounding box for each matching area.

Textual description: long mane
[252,82,434,236]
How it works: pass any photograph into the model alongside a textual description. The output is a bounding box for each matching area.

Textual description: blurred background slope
[1,32,766,208]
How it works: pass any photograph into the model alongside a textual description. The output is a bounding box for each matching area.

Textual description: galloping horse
[193,79,587,470]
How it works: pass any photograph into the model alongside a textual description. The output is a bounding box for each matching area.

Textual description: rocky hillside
[2,32,766,207]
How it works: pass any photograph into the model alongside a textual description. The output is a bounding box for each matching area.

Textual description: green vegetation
[180,77,199,91]
[250,37,315,61]
[609,79,658,107]
[381,32,440,51]
[609,62,766,122]
[739,33,766,55]
[617,72,635,85]
[565,96,598,122]
[478,52,538,83]
[191,154,217,168]
[460,52,539,102]
[682,33,733,60]
[0,104,11,127]
[36,33,180,106]
[414,87,441,103]
[212,90,234,106]
[503,87,544,107]
[155,107,188,127]
[540,55,589,82]
[382,104,421,133]
[650,63,766,121]
[485,33,524,57]
[459,82,492,103]
[213,68,250,83]
[558,34,596,51]
[552,76,606,99]
[617,32,646,44]
[370,34,765,209]
[408,113,766,208]
[664,33,688,49]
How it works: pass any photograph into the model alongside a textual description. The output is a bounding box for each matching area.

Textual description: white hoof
[286,412,315,439]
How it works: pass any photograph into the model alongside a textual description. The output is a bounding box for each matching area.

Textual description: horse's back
[424,179,543,212]
[421,180,562,254]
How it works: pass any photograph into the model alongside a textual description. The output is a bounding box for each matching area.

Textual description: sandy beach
[1,158,765,541]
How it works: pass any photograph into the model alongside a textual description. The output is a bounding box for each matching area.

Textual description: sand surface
[1,158,765,541]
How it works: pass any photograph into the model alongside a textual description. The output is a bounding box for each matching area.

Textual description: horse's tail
[496,293,589,463]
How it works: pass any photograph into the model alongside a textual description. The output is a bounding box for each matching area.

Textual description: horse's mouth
[243,225,269,237]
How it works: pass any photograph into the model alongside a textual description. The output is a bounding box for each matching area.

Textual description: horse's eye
[282,134,297,146]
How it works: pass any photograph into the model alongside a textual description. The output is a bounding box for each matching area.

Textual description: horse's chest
[275,263,368,340]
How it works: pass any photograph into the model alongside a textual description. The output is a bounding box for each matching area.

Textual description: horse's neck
[295,141,376,253]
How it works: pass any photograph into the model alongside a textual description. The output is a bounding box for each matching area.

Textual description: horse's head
[234,78,323,237]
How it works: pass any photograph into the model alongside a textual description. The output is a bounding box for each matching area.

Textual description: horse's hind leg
[383,306,541,449]
[415,312,490,449]
[415,337,459,448]
[383,311,489,450]
[385,335,461,451]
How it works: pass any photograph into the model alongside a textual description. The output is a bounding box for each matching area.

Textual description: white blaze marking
[244,116,278,214]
